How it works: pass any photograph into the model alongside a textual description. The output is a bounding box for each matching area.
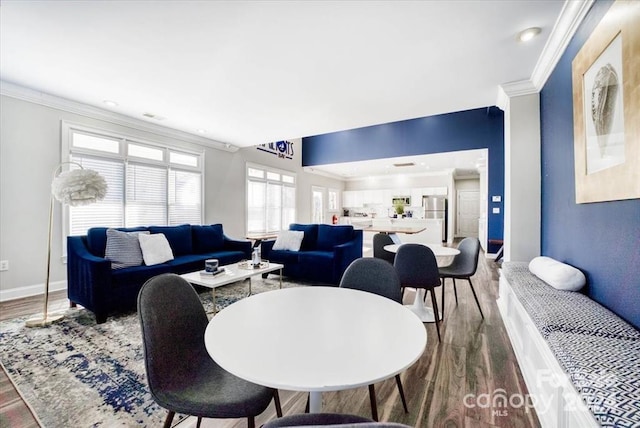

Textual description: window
[247,164,296,233]
[64,123,203,236]
[328,188,339,211]
[312,186,325,224]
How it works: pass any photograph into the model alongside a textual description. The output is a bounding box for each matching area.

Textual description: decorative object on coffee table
[26,162,107,328]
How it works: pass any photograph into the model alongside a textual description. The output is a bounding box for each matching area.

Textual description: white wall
[0,94,343,300]
[344,173,450,191]
[503,93,541,262]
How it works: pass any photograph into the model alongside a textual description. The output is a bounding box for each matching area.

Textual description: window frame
[61,121,205,256]
[245,162,296,235]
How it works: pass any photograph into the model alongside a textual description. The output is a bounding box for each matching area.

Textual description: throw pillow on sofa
[148,224,192,256]
[139,233,174,266]
[105,228,149,269]
[192,224,225,253]
[529,256,586,291]
[272,230,305,251]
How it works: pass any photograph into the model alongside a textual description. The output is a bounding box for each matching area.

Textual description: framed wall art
[572,0,640,203]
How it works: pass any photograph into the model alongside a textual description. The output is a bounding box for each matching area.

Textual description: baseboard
[0,281,67,302]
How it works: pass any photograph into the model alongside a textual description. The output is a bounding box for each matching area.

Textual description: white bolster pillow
[528,256,586,291]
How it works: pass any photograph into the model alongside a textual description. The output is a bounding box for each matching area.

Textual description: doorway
[456,190,480,237]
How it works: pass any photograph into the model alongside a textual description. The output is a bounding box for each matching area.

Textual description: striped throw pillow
[105,229,149,269]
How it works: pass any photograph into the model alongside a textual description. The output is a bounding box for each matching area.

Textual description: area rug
[0,276,302,427]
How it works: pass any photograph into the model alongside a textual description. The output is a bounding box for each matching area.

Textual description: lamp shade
[51,168,108,206]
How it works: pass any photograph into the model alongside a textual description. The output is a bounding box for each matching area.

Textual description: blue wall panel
[302,107,504,241]
[540,0,640,328]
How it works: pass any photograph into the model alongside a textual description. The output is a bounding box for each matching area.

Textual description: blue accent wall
[302,107,504,242]
[540,0,640,328]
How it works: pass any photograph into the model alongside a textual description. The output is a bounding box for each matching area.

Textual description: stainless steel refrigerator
[422,196,447,242]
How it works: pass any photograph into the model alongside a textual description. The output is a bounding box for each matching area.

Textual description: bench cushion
[502,262,640,341]
[545,331,640,427]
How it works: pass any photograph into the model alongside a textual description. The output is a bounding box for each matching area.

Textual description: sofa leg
[95,313,108,324]
[69,301,77,308]
[262,273,269,279]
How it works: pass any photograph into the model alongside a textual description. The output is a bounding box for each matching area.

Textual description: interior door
[457,190,480,237]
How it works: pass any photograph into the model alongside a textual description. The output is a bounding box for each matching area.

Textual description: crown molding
[531,0,595,90]
[0,80,238,152]
[496,0,594,108]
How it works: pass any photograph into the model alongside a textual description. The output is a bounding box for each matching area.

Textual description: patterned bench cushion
[546,331,640,427]
[502,262,640,341]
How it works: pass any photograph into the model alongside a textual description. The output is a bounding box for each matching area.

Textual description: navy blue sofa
[67,224,250,323]
[261,223,363,285]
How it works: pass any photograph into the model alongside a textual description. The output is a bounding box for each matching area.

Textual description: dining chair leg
[430,288,441,342]
[368,384,379,421]
[395,374,409,413]
[248,416,256,428]
[305,394,310,413]
[196,416,202,428]
[468,278,484,319]
[440,278,445,322]
[163,411,175,428]
[453,278,458,305]
[273,390,283,417]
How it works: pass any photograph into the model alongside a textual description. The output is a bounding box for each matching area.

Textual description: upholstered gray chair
[262,412,412,427]
[438,237,483,319]
[394,244,442,342]
[373,233,396,265]
[138,273,282,428]
[339,258,408,420]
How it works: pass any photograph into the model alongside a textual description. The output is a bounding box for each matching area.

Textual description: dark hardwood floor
[0,249,540,428]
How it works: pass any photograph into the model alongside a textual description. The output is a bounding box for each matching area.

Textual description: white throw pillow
[138,233,174,266]
[528,256,586,291]
[272,230,304,251]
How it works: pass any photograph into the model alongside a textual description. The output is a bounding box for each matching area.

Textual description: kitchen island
[342,217,446,249]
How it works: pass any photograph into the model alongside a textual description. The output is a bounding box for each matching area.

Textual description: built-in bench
[497,261,640,428]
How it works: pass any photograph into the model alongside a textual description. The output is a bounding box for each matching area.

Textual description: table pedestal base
[309,391,322,413]
[405,288,441,323]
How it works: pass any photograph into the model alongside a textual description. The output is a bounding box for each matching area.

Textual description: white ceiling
[1,0,567,153]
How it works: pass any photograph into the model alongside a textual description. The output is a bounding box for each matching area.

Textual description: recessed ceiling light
[103,100,118,107]
[518,27,541,42]
[196,129,206,134]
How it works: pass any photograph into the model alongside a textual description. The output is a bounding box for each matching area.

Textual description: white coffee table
[181,261,284,314]
[204,286,427,413]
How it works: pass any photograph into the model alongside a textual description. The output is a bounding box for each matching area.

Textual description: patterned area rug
[0,276,303,427]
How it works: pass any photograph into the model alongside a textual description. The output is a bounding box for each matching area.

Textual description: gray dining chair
[262,412,412,427]
[338,258,408,421]
[438,237,483,319]
[373,233,396,265]
[394,244,442,342]
[138,273,282,428]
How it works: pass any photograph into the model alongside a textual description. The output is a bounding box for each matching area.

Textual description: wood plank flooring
[0,250,541,428]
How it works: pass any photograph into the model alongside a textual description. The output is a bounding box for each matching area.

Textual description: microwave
[392,196,411,206]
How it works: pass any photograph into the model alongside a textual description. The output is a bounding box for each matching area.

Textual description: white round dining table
[204,286,427,413]
[383,243,460,323]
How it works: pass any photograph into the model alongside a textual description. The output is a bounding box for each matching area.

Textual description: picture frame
[572,0,640,203]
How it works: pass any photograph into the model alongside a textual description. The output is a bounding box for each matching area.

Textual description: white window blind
[126,163,167,227]
[66,125,203,235]
[69,155,124,236]
[169,169,202,225]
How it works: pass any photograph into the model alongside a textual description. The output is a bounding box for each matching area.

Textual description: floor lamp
[26,162,107,328]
